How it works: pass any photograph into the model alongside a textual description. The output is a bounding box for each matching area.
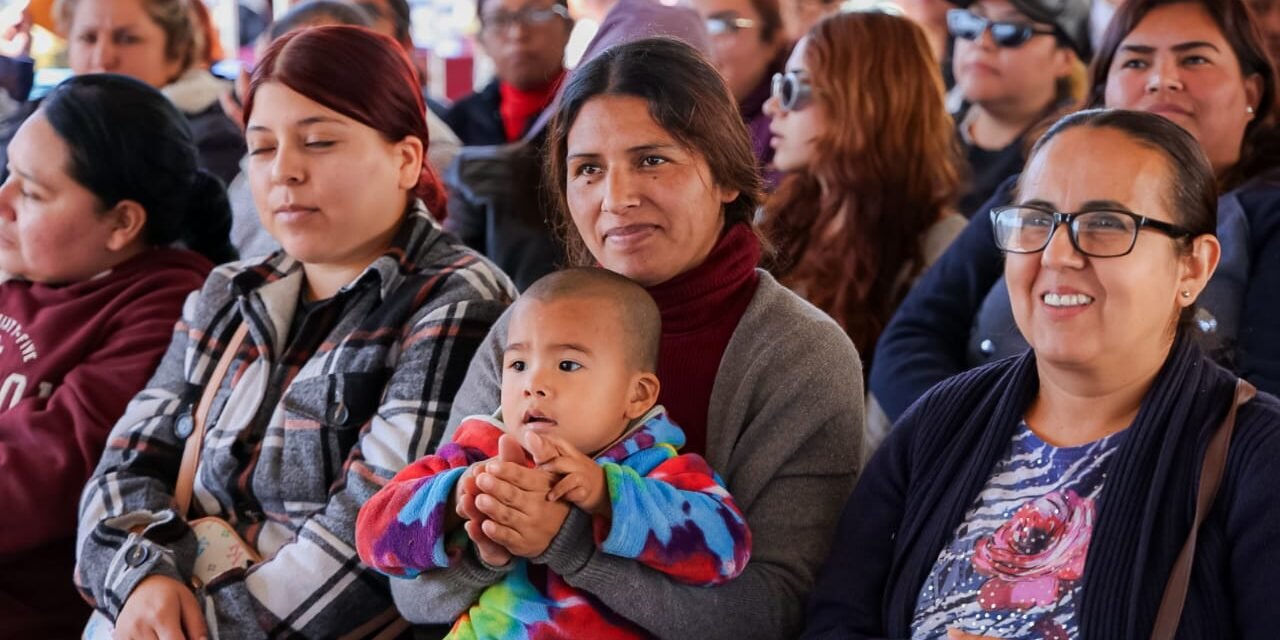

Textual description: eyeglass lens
[484,6,563,30]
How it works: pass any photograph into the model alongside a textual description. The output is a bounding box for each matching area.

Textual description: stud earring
[1181,290,1192,299]
[1247,105,1256,114]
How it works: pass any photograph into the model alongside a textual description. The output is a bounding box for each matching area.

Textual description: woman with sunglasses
[871,0,1280,434]
[761,11,965,374]
[413,37,863,640]
[948,0,1089,216]
[807,107,1280,640]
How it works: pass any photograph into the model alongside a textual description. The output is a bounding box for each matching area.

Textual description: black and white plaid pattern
[75,204,515,637]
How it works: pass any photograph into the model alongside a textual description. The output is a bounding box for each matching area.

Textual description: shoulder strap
[174,322,250,518]
[1150,378,1256,639]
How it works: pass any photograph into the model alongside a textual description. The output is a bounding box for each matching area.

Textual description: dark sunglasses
[771,71,814,112]
[947,9,1057,48]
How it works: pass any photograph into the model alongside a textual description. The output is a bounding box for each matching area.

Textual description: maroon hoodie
[0,247,211,639]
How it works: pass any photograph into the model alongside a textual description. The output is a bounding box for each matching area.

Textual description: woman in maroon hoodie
[0,73,233,638]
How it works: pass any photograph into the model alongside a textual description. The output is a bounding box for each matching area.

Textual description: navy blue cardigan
[871,171,1280,421]
[805,334,1280,639]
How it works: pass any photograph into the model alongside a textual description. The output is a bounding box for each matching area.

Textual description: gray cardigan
[392,270,865,638]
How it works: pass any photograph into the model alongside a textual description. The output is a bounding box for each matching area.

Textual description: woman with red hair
[762,11,966,375]
[75,25,515,639]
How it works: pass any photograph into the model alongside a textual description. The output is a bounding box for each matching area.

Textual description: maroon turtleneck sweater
[646,223,761,455]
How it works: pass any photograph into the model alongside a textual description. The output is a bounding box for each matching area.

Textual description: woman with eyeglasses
[871,0,1280,434]
[806,107,1280,640]
[761,11,965,375]
[948,0,1089,216]
[442,0,572,146]
[689,0,790,185]
[414,36,863,639]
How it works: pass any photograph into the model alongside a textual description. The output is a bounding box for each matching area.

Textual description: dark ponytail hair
[41,73,237,264]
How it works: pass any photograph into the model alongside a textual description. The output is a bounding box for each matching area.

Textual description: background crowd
[1,0,1279,637]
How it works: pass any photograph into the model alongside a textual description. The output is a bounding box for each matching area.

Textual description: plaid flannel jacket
[75,204,516,638]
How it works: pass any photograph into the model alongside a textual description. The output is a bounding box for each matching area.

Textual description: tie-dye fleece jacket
[355,409,752,638]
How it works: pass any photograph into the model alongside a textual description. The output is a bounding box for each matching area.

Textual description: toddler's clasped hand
[457,433,578,561]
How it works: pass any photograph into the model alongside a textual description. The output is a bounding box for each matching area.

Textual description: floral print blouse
[912,422,1125,639]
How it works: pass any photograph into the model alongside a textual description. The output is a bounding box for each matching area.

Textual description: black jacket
[443,129,564,290]
[443,80,507,147]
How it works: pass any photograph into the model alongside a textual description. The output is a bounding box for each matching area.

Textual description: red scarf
[646,223,761,455]
[498,70,565,142]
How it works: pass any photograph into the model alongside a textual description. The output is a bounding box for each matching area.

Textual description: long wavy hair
[762,11,963,360]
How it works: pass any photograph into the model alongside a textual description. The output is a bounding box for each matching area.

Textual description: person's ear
[1176,234,1221,308]
[103,199,147,252]
[394,135,426,191]
[1052,47,1078,82]
[1244,72,1263,120]
[556,21,572,49]
[624,372,660,420]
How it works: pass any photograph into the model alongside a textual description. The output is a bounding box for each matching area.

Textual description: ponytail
[41,73,236,264]
[183,170,238,263]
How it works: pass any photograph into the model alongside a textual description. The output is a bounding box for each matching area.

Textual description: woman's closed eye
[7,177,42,201]
[248,145,276,157]
[304,139,337,150]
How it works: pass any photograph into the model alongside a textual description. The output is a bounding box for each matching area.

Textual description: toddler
[356,268,752,638]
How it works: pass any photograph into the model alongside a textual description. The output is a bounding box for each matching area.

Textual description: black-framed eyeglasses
[482,4,569,32]
[991,204,1194,258]
[706,16,756,36]
[947,9,1057,48]
[771,71,814,112]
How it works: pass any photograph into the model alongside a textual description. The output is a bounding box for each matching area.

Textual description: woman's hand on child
[472,454,570,558]
[115,574,207,640]
[465,518,513,567]
[452,463,480,525]
[454,462,489,524]
[454,462,511,566]
[525,431,611,518]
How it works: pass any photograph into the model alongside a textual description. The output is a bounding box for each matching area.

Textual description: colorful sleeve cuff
[371,466,467,576]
